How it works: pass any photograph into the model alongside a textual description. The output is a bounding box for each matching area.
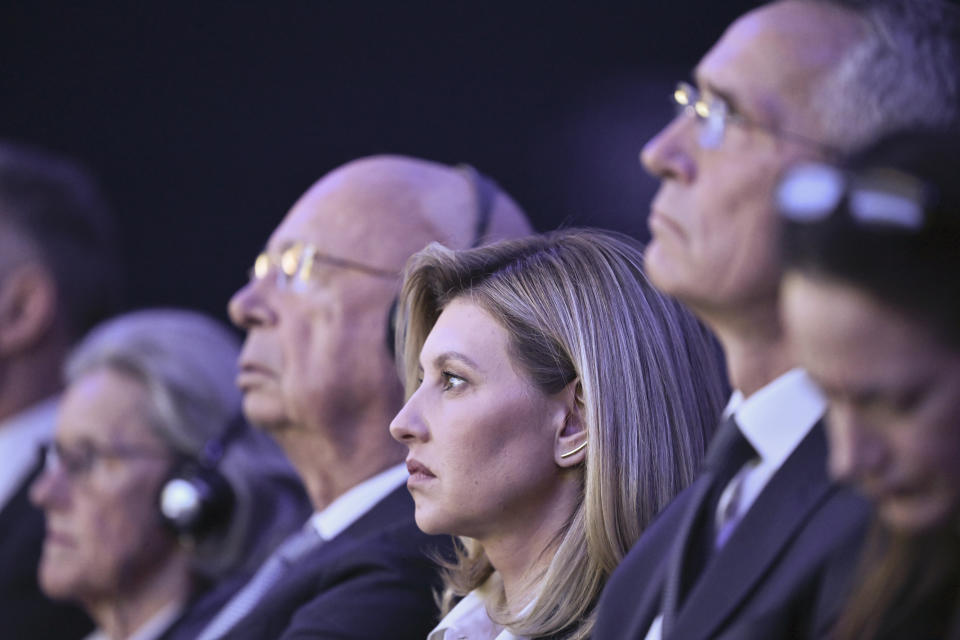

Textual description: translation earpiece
[158,414,246,540]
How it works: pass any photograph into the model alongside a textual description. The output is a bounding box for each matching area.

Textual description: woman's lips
[405,458,436,485]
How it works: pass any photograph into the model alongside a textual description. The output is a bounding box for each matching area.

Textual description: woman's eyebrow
[432,351,481,371]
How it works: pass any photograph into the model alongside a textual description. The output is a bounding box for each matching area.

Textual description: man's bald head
[282,155,532,272]
[228,155,532,500]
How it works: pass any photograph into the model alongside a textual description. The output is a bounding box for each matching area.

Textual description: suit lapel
[626,537,675,635]
[294,485,414,568]
[661,472,715,632]
[669,423,832,639]
[256,485,415,604]
[335,485,415,540]
[235,486,415,638]
[618,487,695,635]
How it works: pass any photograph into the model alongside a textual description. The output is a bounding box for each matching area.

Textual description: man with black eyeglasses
[594,1,960,639]
[200,155,532,639]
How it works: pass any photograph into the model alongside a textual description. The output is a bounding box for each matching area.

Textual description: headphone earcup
[158,460,235,540]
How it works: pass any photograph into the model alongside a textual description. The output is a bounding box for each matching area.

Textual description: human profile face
[29,368,176,604]
[782,274,960,533]
[228,181,405,434]
[389,298,574,540]
[641,1,864,316]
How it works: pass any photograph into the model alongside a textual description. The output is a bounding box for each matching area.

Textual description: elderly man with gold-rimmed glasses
[195,156,533,640]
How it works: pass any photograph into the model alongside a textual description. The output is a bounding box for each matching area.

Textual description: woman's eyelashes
[441,371,467,392]
[416,361,470,393]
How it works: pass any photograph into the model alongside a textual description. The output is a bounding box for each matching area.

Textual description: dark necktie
[661,415,757,636]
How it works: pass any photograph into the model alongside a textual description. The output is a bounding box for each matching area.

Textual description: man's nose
[640,113,698,184]
[228,279,276,330]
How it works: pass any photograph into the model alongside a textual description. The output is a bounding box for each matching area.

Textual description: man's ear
[554,379,587,468]
[0,262,59,357]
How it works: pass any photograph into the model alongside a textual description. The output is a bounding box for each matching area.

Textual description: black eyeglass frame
[39,439,171,480]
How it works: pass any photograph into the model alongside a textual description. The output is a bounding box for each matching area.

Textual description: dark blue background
[0,1,757,322]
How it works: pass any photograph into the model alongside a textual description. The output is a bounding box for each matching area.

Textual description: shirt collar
[428,589,492,640]
[309,463,408,540]
[728,368,826,471]
[428,575,524,640]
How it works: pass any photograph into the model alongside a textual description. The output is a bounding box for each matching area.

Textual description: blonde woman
[389,229,727,639]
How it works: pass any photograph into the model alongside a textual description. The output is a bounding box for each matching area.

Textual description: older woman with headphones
[389,228,728,639]
[29,309,309,640]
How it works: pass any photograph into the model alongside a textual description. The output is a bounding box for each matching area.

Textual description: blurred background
[0,1,757,323]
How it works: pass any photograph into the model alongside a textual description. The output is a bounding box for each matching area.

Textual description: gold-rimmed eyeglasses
[250,242,399,290]
[672,81,839,156]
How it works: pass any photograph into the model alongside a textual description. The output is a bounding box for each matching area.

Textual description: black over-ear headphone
[384,164,498,359]
[157,413,246,540]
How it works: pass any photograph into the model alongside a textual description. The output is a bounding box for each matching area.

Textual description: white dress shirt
[644,368,826,640]
[309,462,409,540]
[718,367,826,542]
[0,397,58,510]
[428,576,525,640]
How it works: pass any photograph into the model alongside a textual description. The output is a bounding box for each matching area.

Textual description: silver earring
[560,441,587,459]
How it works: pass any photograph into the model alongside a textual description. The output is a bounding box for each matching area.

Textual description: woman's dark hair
[780,129,960,639]
[781,128,960,349]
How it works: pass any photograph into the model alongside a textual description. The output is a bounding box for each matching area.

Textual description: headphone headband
[456,164,497,249]
[385,163,500,361]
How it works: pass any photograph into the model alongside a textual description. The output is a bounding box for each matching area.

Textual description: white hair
[66,308,308,578]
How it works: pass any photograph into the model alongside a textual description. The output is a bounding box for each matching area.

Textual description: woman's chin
[413,504,461,537]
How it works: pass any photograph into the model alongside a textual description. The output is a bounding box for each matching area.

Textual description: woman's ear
[554,379,587,468]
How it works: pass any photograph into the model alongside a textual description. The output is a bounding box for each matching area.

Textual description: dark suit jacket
[157,576,247,640]
[594,423,871,640]
[0,461,93,640]
[226,485,450,640]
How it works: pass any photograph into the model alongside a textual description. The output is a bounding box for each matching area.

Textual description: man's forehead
[695,0,865,124]
[267,174,439,269]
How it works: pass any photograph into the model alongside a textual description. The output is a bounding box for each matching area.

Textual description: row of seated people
[2,0,959,638]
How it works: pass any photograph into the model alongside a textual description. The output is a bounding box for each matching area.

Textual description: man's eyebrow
[707,83,748,118]
[274,239,299,253]
[692,70,749,118]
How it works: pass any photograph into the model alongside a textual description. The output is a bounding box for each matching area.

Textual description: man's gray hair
[65,308,307,579]
[809,0,960,151]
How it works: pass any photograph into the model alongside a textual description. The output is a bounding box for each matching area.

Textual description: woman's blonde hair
[395,228,727,639]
